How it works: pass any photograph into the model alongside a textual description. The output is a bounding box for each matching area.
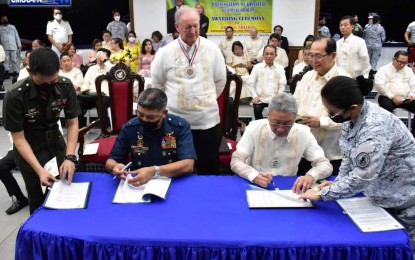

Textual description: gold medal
[185,66,195,78]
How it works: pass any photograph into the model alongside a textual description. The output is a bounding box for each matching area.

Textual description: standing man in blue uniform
[3,48,79,214]
[106,88,197,185]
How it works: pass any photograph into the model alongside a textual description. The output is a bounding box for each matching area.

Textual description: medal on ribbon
[179,38,200,79]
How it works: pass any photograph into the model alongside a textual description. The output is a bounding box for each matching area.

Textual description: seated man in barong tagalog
[231,93,332,193]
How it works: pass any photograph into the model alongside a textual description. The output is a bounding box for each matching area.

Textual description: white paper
[83,143,99,155]
[44,157,59,176]
[337,197,404,232]
[113,174,172,203]
[44,180,90,209]
[246,190,313,208]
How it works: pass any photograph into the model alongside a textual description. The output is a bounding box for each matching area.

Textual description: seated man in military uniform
[3,48,79,214]
[105,88,197,185]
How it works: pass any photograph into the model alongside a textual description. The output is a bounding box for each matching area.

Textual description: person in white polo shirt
[46,8,73,57]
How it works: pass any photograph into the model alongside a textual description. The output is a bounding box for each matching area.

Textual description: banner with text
[166,0,272,33]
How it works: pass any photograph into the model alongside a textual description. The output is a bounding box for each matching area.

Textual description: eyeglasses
[306,53,329,61]
[394,58,408,66]
[269,122,294,130]
[54,12,62,15]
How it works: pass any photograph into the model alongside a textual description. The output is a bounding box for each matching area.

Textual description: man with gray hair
[106,88,197,185]
[152,6,226,174]
[231,93,332,193]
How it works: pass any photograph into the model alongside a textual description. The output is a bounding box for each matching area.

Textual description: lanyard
[178,37,200,66]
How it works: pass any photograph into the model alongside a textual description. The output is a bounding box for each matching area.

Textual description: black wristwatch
[64,154,78,164]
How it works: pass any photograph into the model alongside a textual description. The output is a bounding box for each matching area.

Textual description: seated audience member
[273,25,289,56]
[300,76,415,249]
[229,41,251,74]
[59,52,83,93]
[101,30,112,50]
[255,33,289,69]
[0,134,28,214]
[228,41,252,99]
[106,88,197,185]
[86,39,102,65]
[245,27,264,63]
[292,45,312,76]
[17,51,31,81]
[297,34,314,63]
[375,50,415,133]
[231,93,332,191]
[124,31,141,73]
[79,48,113,127]
[294,36,350,174]
[31,39,43,50]
[151,31,167,52]
[110,37,130,67]
[248,45,286,120]
[219,26,236,65]
[138,38,155,77]
[20,50,30,69]
[67,43,83,69]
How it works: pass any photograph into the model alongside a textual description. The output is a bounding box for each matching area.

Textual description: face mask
[114,16,120,21]
[128,37,136,43]
[141,119,161,131]
[330,111,352,124]
[35,83,55,94]
[54,14,62,20]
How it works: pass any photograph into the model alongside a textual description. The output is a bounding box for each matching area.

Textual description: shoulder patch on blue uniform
[356,152,370,168]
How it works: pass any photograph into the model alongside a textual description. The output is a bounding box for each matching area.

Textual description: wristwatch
[316,190,322,201]
[64,154,78,164]
[154,166,161,179]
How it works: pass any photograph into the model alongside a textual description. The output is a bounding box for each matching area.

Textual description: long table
[15,173,413,259]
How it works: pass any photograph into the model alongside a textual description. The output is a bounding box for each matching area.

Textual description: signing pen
[113,162,132,179]
[259,167,277,188]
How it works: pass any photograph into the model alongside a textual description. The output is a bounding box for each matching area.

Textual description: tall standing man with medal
[152,6,227,174]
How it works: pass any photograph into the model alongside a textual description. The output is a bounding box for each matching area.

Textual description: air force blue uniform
[109,114,197,170]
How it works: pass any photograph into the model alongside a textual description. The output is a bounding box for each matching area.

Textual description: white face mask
[54,14,62,20]
[114,16,120,22]
[128,37,136,43]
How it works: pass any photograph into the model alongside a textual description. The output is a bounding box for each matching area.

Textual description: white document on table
[337,197,404,232]
[246,190,313,208]
[44,180,91,209]
[113,174,172,203]
[83,143,99,155]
